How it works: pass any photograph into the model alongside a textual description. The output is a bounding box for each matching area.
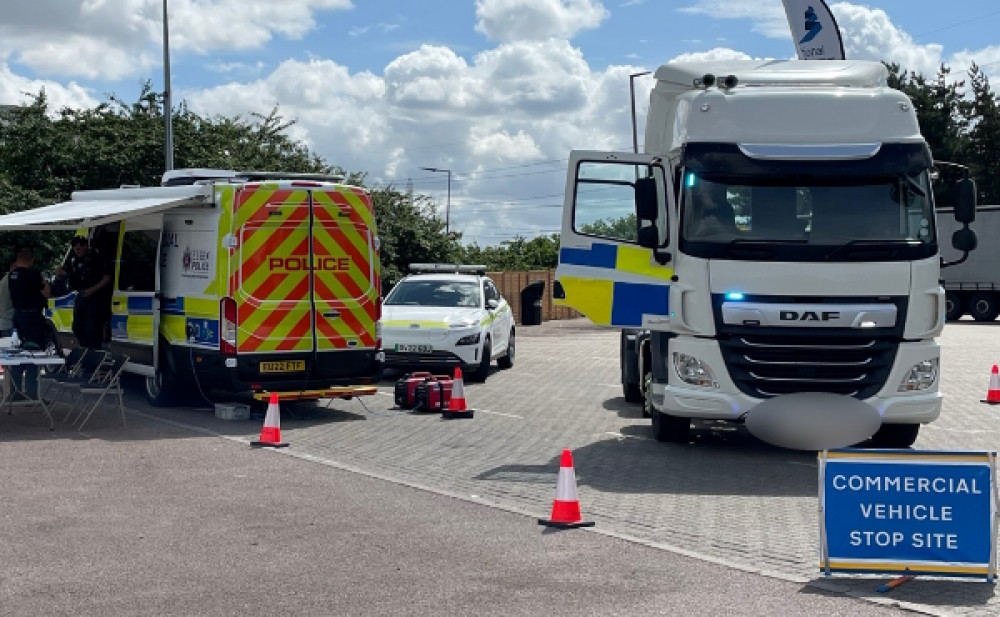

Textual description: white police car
[381,264,515,382]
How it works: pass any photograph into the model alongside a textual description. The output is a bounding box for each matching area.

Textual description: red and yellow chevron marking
[312,188,378,352]
[230,185,380,354]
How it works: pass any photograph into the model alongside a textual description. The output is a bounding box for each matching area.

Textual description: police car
[381,264,515,382]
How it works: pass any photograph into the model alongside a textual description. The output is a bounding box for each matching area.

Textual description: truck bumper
[651,337,942,425]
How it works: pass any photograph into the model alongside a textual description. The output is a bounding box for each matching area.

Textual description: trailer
[939,205,1000,321]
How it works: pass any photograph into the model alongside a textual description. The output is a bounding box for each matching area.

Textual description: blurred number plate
[260,360,306,373]
[395,344,432,353]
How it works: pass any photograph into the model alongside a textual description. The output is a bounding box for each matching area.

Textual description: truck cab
[556,60,976,448]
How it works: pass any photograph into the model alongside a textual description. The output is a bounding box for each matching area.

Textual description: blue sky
[3,1,1000,244]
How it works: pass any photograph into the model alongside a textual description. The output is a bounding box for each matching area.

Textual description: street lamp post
[163,0,174,171]
[420,167,451,235]
[629,71,652,154]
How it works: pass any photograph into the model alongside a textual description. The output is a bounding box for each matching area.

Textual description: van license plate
[395,344,432,353]
[260,360,306,373]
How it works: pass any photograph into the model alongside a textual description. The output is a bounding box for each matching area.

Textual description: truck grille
[719,334,897,399]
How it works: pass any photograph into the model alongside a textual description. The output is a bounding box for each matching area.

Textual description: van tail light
[220,297,237,356]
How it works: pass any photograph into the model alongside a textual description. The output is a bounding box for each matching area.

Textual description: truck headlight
[456,331,481,345]
[898,358,938,392]
[673,353,718,388]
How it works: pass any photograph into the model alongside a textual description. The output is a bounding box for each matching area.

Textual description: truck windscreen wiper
[823,239,919,261]
[724,238,808,259]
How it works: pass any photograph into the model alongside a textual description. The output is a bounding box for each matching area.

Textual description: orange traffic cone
[538,449,594,529]
[442,367,474,419]
[251,392,289,447]
[983,365,1000,405]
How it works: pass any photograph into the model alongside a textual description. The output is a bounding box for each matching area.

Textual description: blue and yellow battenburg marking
[556,242,672,327]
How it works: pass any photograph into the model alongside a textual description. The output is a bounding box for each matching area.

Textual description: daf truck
[555,60,976,448]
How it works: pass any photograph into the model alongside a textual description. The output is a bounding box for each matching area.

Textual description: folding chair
[52,350,111,422]
[39,347,88,397]
[74,354,129,431]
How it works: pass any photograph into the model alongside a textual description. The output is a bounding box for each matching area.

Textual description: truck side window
[573,162,642,243]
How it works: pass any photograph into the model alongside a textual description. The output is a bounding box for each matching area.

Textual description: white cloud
[678,0,788,38]
[0,63,98,111]
[0,0,354,80]
[474,0,609,42]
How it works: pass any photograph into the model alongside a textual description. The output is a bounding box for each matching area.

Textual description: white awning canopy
[0,185,212,230]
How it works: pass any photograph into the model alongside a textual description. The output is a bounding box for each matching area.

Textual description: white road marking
[924,425,1000,434]
[604,431,649,440]
[475,409,522,419]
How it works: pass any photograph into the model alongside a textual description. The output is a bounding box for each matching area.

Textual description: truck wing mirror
[635,177,658,222]
[954,178,977,224]
[952,227,977,252]
[637,225,659,249]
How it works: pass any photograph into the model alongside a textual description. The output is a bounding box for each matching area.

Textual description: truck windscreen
[678,143,937,262]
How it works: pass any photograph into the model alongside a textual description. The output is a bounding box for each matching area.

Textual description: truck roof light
[721,75,739,89]
[694,73,716,88]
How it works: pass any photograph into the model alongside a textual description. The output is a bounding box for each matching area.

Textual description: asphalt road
[0,410,914,617]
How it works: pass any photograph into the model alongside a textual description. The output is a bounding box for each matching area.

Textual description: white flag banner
[782,0,845,60]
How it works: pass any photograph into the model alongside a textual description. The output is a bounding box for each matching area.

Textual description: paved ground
[2,317,999,615]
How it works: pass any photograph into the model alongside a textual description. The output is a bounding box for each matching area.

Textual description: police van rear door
[310,188,380,363]
[233,183,379,380]
[234,184,317,366]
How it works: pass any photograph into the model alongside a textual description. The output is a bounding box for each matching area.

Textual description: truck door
[310,188,380,358]
[555,151,674,330]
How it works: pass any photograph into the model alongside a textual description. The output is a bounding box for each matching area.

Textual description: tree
[966,63,1000,204]
[579,213,637,242]
[459,234,560,271]
[370,186,461,288]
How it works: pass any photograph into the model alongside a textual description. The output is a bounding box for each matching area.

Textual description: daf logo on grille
[410,323,420,329]
[779,310,840,321]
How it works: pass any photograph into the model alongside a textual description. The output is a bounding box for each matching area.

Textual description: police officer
[8,247,51,399]
[64,236,111,350]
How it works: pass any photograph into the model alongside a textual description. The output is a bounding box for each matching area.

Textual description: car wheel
[868,423,919,449]
[944,292,965,322]
[651,408,691,443]
[968,292,1000,322]
[497,329,515,369]
[146,368,176,407]
[471,338,491,382]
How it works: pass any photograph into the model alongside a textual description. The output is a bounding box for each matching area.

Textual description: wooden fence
[487,268,581,325]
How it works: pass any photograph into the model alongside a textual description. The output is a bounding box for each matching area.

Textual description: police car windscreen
[385,281,481,308]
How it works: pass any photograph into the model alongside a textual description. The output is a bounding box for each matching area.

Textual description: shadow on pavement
[803,576,997,609]
[476,422,819,497]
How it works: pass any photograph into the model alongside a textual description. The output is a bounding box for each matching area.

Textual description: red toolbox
[394,372,434,408]
[415,376,453,412]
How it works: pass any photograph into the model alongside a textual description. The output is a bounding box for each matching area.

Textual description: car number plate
[395,344,432,353]
[260,360,306,373]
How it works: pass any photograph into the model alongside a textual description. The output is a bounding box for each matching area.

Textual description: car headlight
[456,331,481,345]
[673,353,718,388]
[898,358,938,392]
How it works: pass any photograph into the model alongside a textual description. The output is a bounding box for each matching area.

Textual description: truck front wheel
[868,423,919,449]
[968,292,1000,322]
[651,408,691,443]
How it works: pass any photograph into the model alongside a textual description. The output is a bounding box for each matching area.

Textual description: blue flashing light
[725,292,745,301]
[686,172,696,188]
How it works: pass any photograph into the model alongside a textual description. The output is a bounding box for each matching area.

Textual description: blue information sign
[820,449,998,580]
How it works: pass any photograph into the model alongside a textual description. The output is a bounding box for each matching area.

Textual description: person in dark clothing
[50,265,70,297]
[64,236,111,350]
[8,247,51,400]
